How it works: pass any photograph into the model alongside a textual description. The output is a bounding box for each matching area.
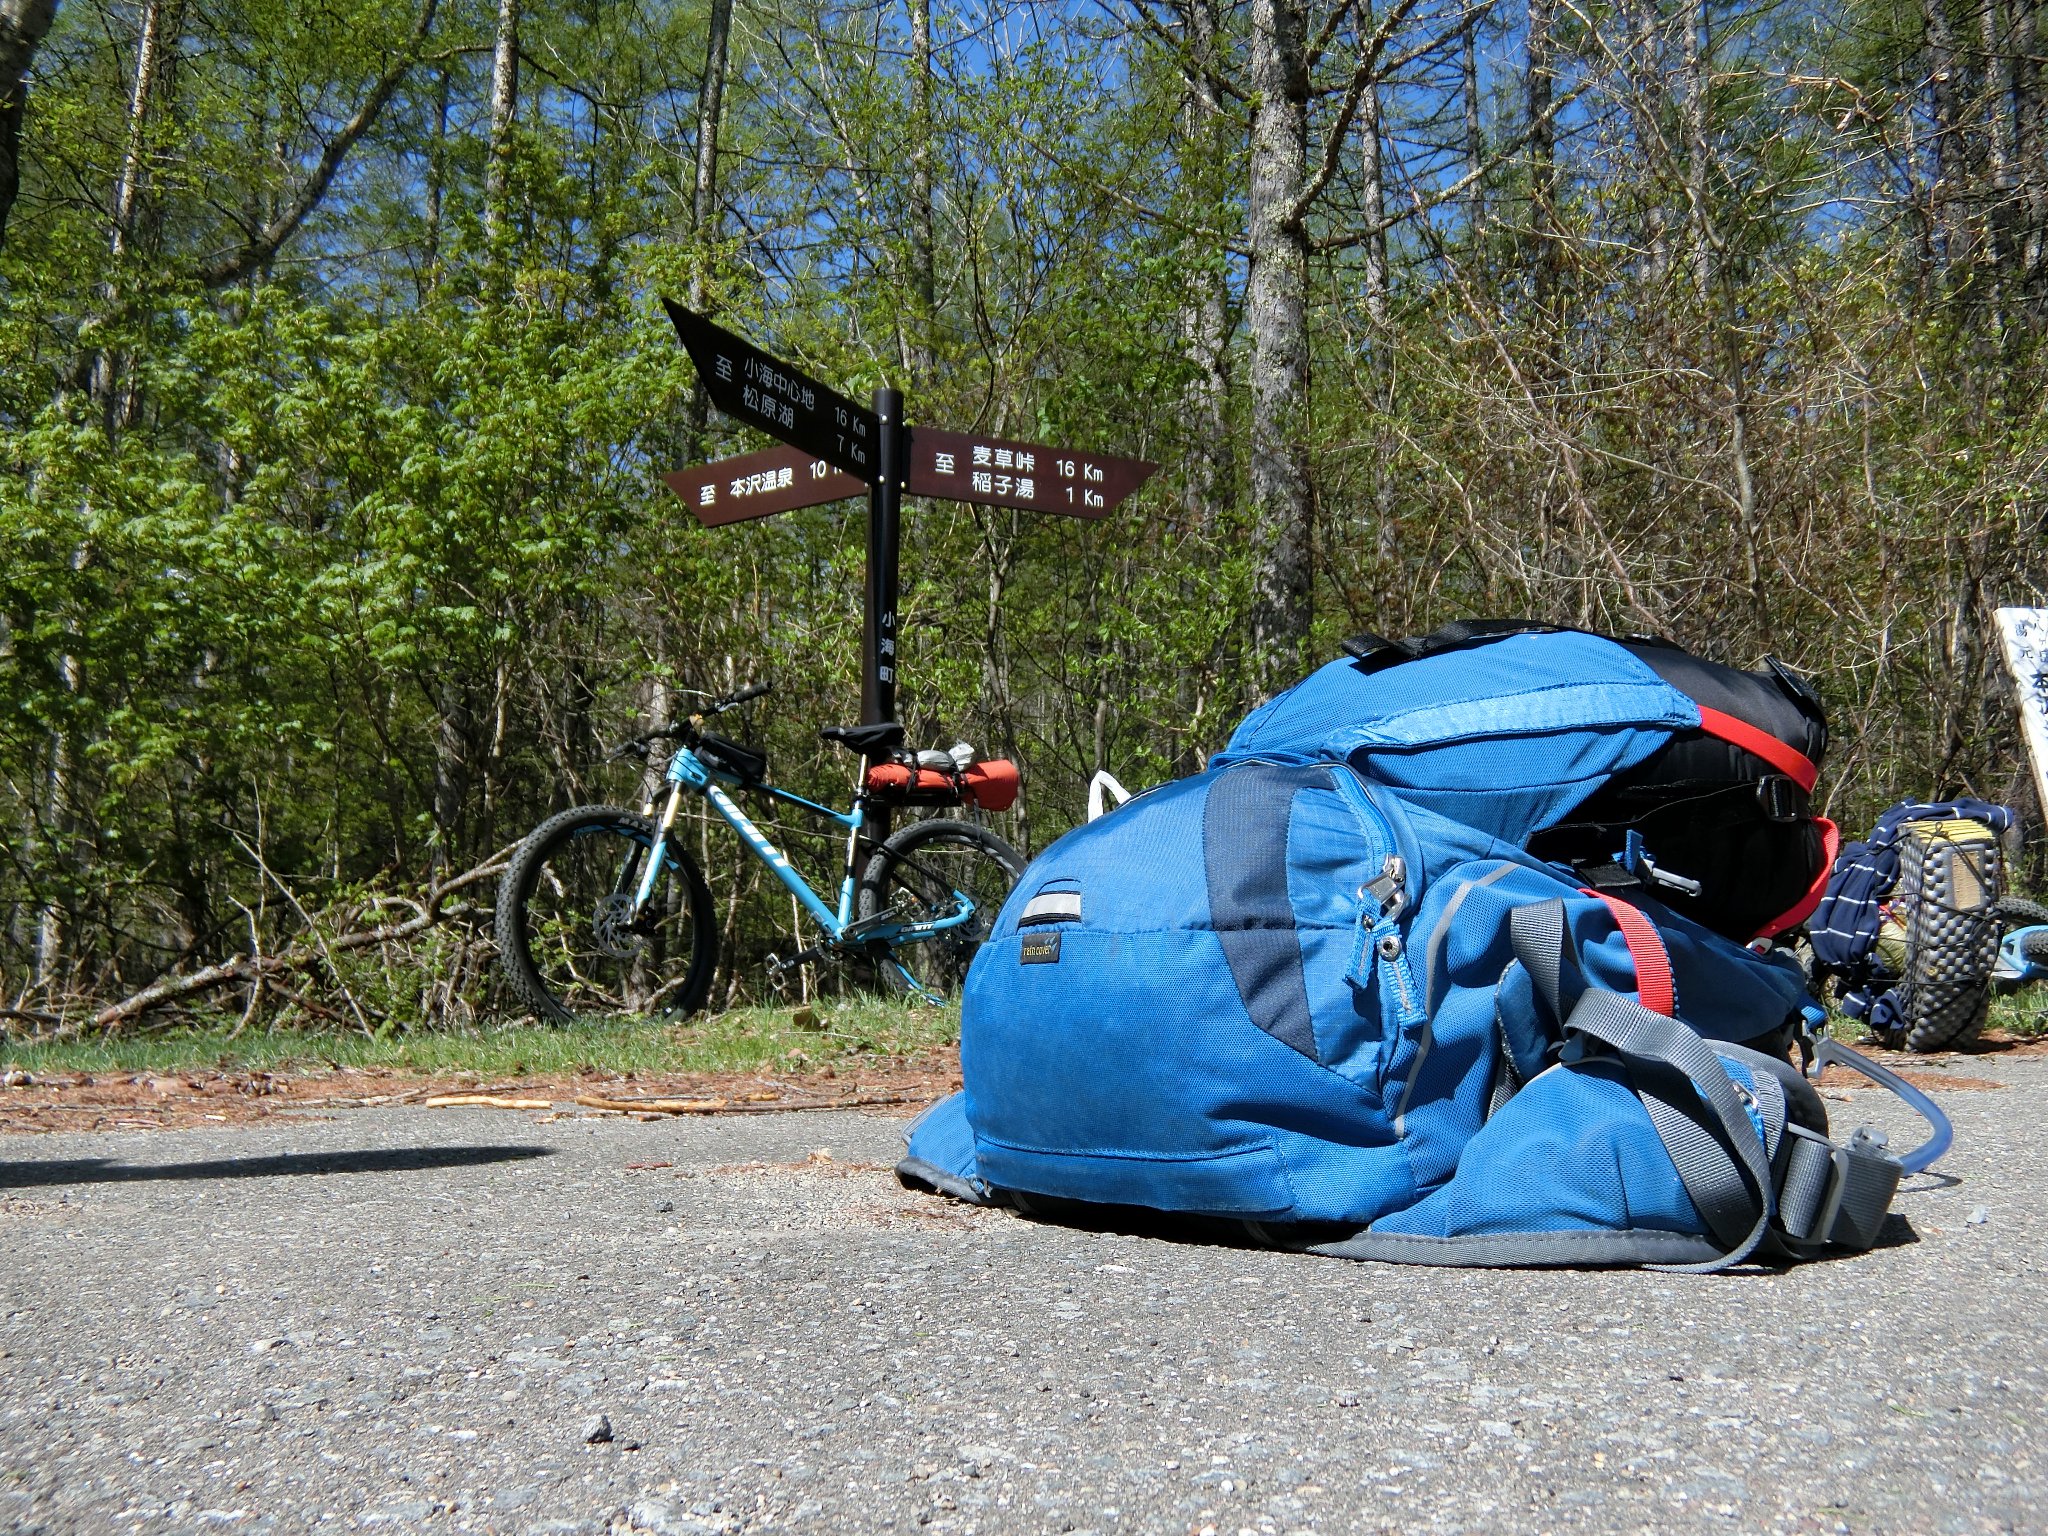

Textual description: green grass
[1987,988,2048,1038]
[1823,987,2048,1044]
[1,998,961,1080]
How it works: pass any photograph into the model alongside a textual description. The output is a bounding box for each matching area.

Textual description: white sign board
[1995,606,2048,822]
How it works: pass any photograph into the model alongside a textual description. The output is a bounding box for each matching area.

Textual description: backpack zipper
[1326,766,1427,1032]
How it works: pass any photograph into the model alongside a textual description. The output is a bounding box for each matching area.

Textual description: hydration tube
[1812,1036,1954,1175]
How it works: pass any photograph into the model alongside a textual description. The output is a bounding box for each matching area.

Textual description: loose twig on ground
[571,1092,917,1116]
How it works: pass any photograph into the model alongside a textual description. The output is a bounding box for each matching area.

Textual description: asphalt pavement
[2,1054,2043,1536]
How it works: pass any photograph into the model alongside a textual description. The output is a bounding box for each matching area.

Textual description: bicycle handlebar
[602,682,771,762]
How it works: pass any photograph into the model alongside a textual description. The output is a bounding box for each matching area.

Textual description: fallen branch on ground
[82,846,519,1035]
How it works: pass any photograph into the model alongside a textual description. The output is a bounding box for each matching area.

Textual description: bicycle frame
[629,744,979,955]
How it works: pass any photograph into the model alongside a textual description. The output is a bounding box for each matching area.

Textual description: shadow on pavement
[0,1144,554,1190]
[1001,1190,1922,1269]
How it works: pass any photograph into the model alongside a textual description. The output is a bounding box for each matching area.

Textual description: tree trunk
[1925,0,1972,276]
[1681,0,1711,295]
[1462,4,1484,232]
[1525,0,1557,315]
[424,65,449,281]
[907,0,935,379]
[1360,74,1388,326]
[432,680,469,873]
[31,704,69,998]
[1983,0,2018,305]
[0,0,58,246]
[684,0,733,452]
[109,0,171,256]
[484,0,518,239]
[93,0,178,431]
[2017,0,2044,295]
[1245,0,1312,695]
[1176,0,1231,531]
[1631,0,1669,286]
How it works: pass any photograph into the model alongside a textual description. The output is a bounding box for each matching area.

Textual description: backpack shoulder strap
[1560,991,1777,1271]
[1339,619,1580,675]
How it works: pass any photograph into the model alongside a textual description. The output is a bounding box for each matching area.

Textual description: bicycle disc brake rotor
[592,894,646,959]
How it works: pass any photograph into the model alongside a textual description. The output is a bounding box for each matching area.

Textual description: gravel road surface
[3,1055,2043,1536]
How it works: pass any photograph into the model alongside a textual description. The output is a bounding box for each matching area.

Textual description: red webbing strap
[1695,706,1818,793]
[1752,815,1841,940]
[1580,889,1676,1016]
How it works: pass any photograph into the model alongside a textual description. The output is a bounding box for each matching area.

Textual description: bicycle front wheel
[857,818,1025,999]
[495,804,719,1022]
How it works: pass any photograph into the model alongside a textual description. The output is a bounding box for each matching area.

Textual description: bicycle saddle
[820,722,906,754]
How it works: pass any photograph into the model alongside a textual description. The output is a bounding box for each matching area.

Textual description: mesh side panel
[1893,822,2003,1051]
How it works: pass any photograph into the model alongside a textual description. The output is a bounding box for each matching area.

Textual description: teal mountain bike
[494,682,1025,1020]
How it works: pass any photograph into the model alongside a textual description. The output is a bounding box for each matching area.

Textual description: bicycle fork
[629,784,686,914]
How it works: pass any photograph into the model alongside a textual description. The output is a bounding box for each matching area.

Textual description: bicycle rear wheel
[495,804,719,1022]
[857,818,1025,999]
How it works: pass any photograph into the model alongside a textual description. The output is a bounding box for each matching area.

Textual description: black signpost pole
[860,385,905,850]
[863,384,904,732]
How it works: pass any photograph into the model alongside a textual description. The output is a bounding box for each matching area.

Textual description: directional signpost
[662,299,878,480]
[658,301,1157,737]
[659,445,864,527]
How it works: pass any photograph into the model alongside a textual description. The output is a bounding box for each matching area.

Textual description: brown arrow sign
[661,445,866,527]
[661,299,880,481]
[903,427,1157,518]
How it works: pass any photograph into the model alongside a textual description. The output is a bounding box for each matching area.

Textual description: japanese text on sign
[903,427,1155,518]
[660,444,865,528]
[662,299,880,481]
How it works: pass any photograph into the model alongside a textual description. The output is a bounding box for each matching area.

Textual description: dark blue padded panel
[1204,762,1321,1060]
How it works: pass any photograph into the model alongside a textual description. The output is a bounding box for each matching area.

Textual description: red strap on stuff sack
[1580,889,1676,1016]
[865,762,960,797]
[1752,815,1840,941]
[1695,706,1818,793]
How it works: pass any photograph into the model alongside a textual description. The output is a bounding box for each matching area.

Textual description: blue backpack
[900,627,1948,1270]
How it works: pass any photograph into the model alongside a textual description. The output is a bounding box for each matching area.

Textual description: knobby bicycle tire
[856,818,1025,999]
[1993,895,2048,930]
[495,804,719,1022]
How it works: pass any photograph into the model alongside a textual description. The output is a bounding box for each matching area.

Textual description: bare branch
[1284,0,1426,232]
[194,0,439,288]
[1312,72,1591,249]
[86,843,515,1033]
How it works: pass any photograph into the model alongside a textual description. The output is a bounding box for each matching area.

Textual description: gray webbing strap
[1775,1134,1839,1241]
[1623,1056,1761,1254]
[1303,1226,1726,1268]
[1509,899,1568,1027]
[1563,990,1778,1272]
[1748,1069,1788,1160]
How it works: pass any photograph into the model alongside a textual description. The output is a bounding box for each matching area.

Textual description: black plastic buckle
[1755,774,1805,822]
